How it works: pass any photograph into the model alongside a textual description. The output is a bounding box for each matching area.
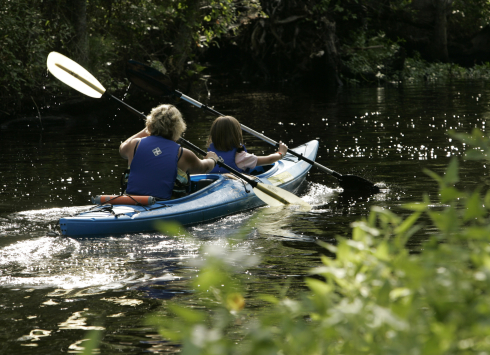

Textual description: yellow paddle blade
[47,52,106,98]
[253,183,311,208]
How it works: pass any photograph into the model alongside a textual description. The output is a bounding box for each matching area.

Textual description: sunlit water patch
[14,206,92,223]
[0,230,206,292]
[186,199,320,242]
[1,207,92,239]
[187,211,257,240]
[302,181,338,206]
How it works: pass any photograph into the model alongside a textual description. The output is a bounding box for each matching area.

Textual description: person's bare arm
[119,128,149,164]
[178,148,218,174]
[255,141,288,166]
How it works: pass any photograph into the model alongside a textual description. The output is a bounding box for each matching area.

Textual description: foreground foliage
[146,127,490,354]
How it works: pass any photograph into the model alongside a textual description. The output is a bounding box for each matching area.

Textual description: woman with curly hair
[119,104,218,199]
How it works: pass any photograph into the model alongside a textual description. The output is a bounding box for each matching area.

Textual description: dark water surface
[1,80,489,353]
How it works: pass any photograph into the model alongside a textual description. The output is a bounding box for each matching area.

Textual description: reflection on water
[0,233,187,291]
[252,205,319,241]
[0,81,489,353]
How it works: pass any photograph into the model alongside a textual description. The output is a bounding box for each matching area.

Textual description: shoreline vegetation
[2,0,490,119]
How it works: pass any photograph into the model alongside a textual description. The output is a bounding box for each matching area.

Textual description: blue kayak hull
[59,140,319,236]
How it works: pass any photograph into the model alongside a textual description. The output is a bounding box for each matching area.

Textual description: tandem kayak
[59,140,319,236]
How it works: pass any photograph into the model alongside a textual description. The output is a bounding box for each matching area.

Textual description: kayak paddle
[47,52,148,118]
[46,52,310,208]
[125,59,380,194]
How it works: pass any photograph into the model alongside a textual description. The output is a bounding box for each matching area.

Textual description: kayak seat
[250,164,273,176]
[191,179,216,192]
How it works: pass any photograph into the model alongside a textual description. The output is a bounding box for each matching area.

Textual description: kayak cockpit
[188,162,276,192]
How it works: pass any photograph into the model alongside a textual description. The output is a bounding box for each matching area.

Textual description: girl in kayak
[120,104,219,199]
[207,116,288,174]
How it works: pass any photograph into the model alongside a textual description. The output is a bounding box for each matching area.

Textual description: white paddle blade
[47,52,106,98]
[254,183,311,208]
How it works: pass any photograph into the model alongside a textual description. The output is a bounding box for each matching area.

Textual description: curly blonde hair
[146,104,186,141]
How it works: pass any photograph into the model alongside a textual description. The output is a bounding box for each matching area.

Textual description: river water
[0,80,489,353]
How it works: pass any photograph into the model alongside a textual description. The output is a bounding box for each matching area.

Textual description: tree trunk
[431,0,453,62]
[171,1,201,75]
[70,0,89,66]
[323,18,343,86]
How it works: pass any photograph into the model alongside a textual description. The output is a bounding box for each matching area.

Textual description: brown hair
[146,104,186,141]
[207,116,243,151]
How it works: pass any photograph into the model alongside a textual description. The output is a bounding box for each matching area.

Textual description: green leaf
[156,328,183,342]
[403,202,429,212]
[443,157,459,185]
[194,267,230,291]
[389,287,411,301]
[155,221,187,237]
[465,148,487,160]
[169,303,206,324]
[424,168,442,184]
[317,240,337,253]
[81,329,103,355]
[440,186,462,203]
[258,294,279,304]
[305,278,332,296]
[463,190,485,221]
[428,206,459,235]
[394,211,421,235]
[484,190,490,210]
[374,241,390,261]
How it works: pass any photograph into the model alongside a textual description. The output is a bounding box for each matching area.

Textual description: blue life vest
[126,136,180,199]
[208,143,250,174]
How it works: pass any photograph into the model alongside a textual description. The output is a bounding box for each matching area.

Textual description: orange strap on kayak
[92,195,156,205]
